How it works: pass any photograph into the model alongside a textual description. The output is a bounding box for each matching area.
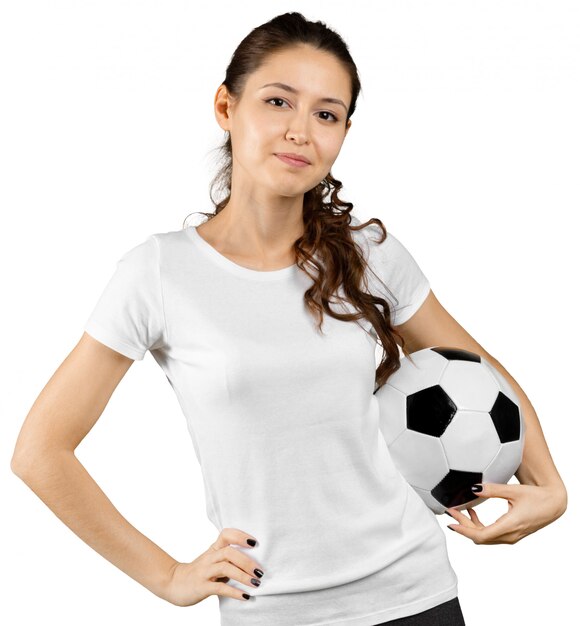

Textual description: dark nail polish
[447,525,456,531]
[445,511,453,517]
[254,568,264,578]
[251,578,261,587]
[242,593,251,600]
[246,538,257,546]
[471,484,483,493]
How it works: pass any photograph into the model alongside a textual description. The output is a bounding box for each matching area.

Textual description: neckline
[185,225,298,281]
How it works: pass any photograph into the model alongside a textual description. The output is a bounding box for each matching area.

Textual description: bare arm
[10,332,179,602]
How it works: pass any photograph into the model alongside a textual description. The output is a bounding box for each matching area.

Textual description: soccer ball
[375,347,525,515]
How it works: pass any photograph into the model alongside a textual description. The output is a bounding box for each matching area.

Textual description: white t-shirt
[83,213,458,626]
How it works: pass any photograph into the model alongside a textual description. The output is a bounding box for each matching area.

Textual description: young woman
[11,11,567,626]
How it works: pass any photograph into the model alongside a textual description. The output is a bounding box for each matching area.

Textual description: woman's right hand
[164,528,264,607]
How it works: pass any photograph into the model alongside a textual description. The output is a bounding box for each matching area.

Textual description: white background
[1,1,578,624]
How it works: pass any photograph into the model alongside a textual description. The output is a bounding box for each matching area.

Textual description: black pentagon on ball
[432,469,484,508]
[407,385,457,437]
[490,391,521,443]
[430,347,481,362]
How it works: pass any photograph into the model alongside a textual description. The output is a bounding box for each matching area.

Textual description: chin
[263,175,303,194]
[279,183,313,198]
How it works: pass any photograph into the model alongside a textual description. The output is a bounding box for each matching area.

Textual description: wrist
[153,559,181,604]
[548,482,568,513]
[525,480,568,517]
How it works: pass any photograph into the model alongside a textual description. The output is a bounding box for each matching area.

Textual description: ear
[214,83,235,132]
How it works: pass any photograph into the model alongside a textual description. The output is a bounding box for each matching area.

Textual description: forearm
[486,354,567,499]
[13,450,178,602]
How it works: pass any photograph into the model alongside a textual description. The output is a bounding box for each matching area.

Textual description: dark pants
[373,597,465,625]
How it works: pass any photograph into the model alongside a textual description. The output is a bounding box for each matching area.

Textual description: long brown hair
[184,12,413,392]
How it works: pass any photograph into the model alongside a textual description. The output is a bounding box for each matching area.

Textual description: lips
[275,153,311,167]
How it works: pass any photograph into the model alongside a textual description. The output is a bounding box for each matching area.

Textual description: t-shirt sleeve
[83,234,167,361]
[356,222,431,327]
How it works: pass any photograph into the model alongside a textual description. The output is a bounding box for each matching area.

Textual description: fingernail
[247,538,257,547]
[445,511,453,517]
[471,484,483,493]
[251,578,261,587]
[254,568,264,578]
[242,593,251,600]
[447,525,456,531]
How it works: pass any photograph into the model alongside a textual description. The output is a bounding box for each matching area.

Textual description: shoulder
[149,227,190,249]
[348,212,401,262]
[121,228,190,262]
[111,228,189,282]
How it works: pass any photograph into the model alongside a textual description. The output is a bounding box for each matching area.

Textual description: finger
[470,482,522,501]
[225,545,265,581]
[208,580,253,602]
[445,507,475,527]
[449,512,516,543]
[445,507,466,520]
[209,544,264,582]
[210,528,259,552]
[467,507,485,528]
[209,560,262,591]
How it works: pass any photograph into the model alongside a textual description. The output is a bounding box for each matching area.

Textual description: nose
[285,113,311,144]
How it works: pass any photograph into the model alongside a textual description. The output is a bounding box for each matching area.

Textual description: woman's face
[215,44,352,201]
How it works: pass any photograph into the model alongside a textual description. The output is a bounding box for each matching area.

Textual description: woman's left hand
[445,482,567,545]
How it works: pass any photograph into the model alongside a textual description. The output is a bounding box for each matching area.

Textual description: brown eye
[265,97,288,108]
[319,111,339,122]
[265,98,339,123]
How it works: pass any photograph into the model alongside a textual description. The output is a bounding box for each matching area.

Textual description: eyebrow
[259,82,348,113]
